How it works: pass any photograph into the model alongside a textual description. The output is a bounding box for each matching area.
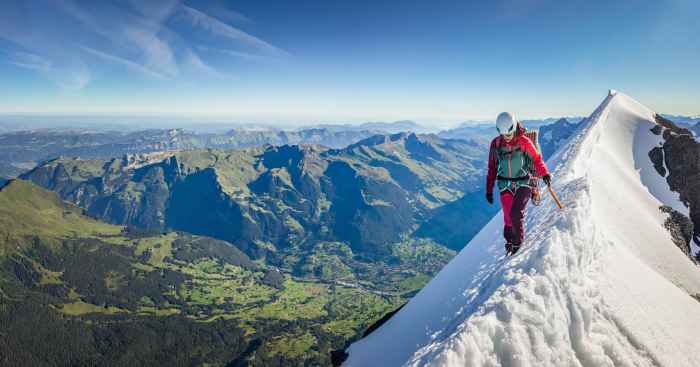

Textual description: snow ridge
[344,91,700,367]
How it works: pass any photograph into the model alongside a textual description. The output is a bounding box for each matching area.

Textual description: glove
[486,192,493,204]
[542,174,552,186]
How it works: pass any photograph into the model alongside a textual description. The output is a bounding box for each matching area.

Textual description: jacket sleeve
[521,137,549,177]
[486,138,498,195]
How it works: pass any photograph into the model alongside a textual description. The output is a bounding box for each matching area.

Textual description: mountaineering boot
[509,243,521,256]
[505,242,513,254]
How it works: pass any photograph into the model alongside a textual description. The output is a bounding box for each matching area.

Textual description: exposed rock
[655,114,680,130]
[648,146,666,177]
[649,114,700,248]
[659,206,694,257]
[660,131,700,244]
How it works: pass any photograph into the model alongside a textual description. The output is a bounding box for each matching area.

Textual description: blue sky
[0,0,698,125]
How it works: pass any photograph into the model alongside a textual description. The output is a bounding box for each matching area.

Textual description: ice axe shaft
[547,185,564,210]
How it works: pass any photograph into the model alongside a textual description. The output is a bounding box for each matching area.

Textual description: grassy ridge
[0,179,123,253]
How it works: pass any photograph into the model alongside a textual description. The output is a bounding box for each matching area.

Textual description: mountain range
[538,117,585,159]
[310,120,431,134]
[0,127,381,184]
[21,133,492,257]
[661,114,700,126]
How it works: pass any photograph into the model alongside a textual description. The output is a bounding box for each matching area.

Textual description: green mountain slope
[21,133,493,261]
[0,180,413,366]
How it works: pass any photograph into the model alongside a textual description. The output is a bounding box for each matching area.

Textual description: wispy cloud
[5,51,52,72]
[0,48,88,92]
[124,28,179,77]
[126,0,180,24]
[55,67,91,92]
[182,48,230,79]
[81,46,167,80]
[198,45,283,65]
[176,5,289,57]
[202,3,251,25]
[0,0,288,89]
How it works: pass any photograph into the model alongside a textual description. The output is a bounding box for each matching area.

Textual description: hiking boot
[509,243,521,256]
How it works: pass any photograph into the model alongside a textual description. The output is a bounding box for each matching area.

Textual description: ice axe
[547,184,564,210]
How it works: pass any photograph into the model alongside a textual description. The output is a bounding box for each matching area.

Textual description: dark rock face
[650,114,700,249]
[660,206,694,256]
[648,146,666,177]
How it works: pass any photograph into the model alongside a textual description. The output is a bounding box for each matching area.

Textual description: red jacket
[486,134,549,195]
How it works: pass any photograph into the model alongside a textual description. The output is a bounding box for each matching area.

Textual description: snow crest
[344,91,700,367]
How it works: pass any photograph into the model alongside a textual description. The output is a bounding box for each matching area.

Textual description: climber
[485,112,551,255]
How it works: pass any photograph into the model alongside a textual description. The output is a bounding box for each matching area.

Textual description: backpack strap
[524,130,541,155]
[494,135,503,149]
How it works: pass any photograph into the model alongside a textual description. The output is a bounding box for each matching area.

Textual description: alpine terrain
[343,91,700,366]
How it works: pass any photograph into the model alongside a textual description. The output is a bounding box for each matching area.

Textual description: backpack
[523,127,543,205]
[495,122,543,204]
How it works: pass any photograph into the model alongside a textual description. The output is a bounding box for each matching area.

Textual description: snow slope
[344,91,700,367]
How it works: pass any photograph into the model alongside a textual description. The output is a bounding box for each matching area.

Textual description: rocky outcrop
[650,114,700,252]
[660,205,694,257]
[648,146,666,177]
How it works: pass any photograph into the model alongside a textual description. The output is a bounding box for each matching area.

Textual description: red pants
[500,186,532,245]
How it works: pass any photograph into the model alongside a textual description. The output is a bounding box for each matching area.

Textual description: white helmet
[496,112,517,136]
